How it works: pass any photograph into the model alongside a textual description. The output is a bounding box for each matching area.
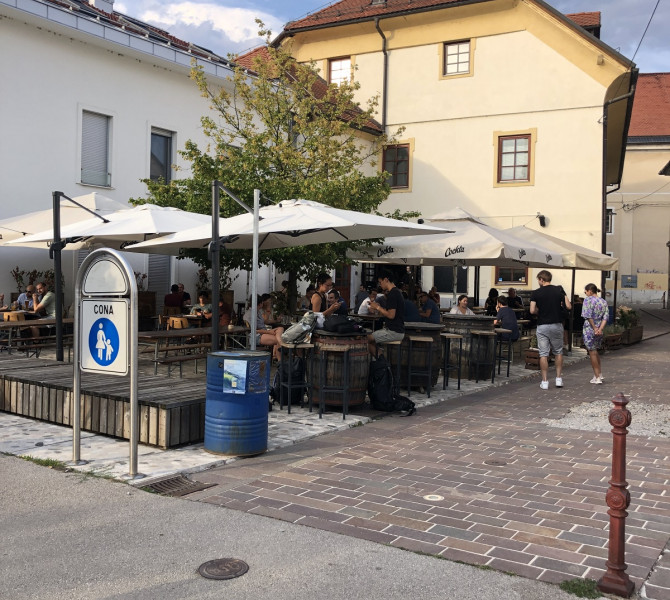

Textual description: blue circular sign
[88,318,120,367]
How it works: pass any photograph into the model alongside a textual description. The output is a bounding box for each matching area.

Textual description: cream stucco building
[274,0,637,302]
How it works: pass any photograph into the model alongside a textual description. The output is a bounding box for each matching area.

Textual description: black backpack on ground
[367,356,416,415]
[270,355,306,408]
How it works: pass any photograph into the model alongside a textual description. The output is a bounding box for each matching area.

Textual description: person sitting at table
[259,293,278,324]
[0,294,8,311]
[508,287,524,310]
[484,288,499,316]
[299,285,316,310]
[357,289,377,315]
[327,289,348,316]
[29,282,57,338]
[428,286,440,306]
[244,295,285,361]
[311,272,339,318]
[17,285,36,310]
[367,270,405,357]
[164,284,183,310]
[178,283,191,309]
[189,292,212,321]
[493,296,519,341]
[354,284,369,313]
[403,291,421,322]
[218,298,235,327]
[418,291,440,323]
[450,294,475,315]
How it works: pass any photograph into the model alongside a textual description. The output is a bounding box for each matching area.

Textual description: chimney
[89,0,114,13]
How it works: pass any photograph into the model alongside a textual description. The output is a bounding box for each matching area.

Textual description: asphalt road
[0,454,585,600]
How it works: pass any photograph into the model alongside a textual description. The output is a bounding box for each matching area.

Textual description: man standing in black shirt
[367,270,405,356]
[530,270,571,390]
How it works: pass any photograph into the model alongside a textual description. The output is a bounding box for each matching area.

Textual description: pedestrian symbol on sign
[88,318,120,367]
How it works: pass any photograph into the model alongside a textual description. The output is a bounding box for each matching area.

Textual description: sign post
[70,248,143,479]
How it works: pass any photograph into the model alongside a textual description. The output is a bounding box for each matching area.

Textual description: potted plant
[616,305,643,345]
[524,335,554,370]
[602,323,624,351]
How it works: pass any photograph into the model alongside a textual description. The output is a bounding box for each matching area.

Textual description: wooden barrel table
[441,314,497,380]
[311,330,369,406]
[387,322,444,389]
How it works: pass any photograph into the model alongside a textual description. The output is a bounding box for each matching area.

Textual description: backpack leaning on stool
[367,356,416,416]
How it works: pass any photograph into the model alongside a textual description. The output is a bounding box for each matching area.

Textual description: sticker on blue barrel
[223,359,247,394]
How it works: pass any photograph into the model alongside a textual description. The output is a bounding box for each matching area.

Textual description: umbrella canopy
[125,199,444,254]
[8,204,212,250]
[0,192,129,247]
[505,226,619,271]
[348,210,564,268]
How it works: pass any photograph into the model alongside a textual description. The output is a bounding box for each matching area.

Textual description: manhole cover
[423,494,444,501]
[484,459,507,466]
[142,475,216,497]
[198,558,249,580]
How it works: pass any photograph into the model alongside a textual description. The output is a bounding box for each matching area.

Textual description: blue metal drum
[204,351,270,456]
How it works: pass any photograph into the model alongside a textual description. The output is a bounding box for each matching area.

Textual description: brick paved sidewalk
[190,331,670,599]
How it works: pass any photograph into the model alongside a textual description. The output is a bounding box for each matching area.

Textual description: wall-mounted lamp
[537,213,546,227]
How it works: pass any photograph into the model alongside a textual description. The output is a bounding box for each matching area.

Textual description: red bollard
[597,392,635,597]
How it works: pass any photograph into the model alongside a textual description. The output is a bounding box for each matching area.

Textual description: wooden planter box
[603,333,622,351]
[524,348,554,370]
[620,325,643,345]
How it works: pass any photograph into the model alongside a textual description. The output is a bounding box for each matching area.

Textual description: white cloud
[119,1,283,45]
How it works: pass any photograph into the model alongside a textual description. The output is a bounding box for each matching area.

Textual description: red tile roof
[284,0,475,31]
[565,12,601,28]
[629,73,670,137]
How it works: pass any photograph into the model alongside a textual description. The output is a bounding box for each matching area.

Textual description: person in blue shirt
[493,296,519,341]
[418,291,441,324]
[327,289,348,316]
[402,291,420,322]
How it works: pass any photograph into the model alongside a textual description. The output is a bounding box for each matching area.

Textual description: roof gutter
[374,17,388,131]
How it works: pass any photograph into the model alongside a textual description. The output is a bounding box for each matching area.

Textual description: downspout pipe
[374,17,388,131]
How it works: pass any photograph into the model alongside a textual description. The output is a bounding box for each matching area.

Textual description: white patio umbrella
[504,226,619,271]
[0,192,129,247]
[125,199,445,253]
[126,197,443,350]
[348,209,564,268]
[8,204,212,250]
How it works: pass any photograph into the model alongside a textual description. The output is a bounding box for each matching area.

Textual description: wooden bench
[10,334,74,360]
[144,342,211,377]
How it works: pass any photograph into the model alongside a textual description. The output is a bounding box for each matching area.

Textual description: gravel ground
[543,399,669,438]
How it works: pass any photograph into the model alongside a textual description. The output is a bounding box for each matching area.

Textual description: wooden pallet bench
[0,355,206,448]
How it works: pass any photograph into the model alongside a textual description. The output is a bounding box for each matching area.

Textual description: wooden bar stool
[317,345,350,420]
[377,339,403,396]
[278,340,314,414]
[406,335,434,397]
[440,332,463,390]
[494,328,513,378]
[469,330,496,384]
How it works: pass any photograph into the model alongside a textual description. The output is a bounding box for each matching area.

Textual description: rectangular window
[150,128,173,183]
[604,252,614,280]
[605,208,614,234]
[495,267,528,284]
[81,110,111,186]
[383,144,410,188]
[329,57,351,85]
[443,41,470,75]
[498,135,530,183]
[434,265,468,294]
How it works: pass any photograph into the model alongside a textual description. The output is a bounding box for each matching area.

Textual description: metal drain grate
[142,474,216,497]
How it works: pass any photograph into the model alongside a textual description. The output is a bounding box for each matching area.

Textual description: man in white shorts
[529,270,571,390]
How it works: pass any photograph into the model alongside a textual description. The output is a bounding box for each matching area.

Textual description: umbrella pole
[250,189,260,350]
[211,182,220,352]
[568,268,576,353]
[52,191,64,362]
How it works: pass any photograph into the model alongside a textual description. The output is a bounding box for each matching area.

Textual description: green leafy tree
[132,23,418,306]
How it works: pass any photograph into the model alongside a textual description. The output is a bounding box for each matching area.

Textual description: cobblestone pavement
[188,308,670,599]
[2,306,669,598]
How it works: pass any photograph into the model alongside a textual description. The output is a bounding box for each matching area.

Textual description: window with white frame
[605,208,614,234]
[150,128,174,183]
[81,110,111,187]
[329,57,351,85]
[443,41,471,75]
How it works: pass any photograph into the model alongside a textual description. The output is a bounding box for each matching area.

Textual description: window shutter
[81,111,110,186]
[148,254,171,313]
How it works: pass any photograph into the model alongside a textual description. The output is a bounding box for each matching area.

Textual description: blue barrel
[204,350,270,456]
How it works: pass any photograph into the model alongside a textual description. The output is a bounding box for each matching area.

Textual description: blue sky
[115,0,668,73]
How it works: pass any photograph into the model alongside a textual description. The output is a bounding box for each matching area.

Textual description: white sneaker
[540,380,549,390]
[590,376,599,384]
[590,376,603,384]
[555,377,563,387]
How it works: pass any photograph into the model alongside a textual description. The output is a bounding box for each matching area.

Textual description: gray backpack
[281,311,317,345]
